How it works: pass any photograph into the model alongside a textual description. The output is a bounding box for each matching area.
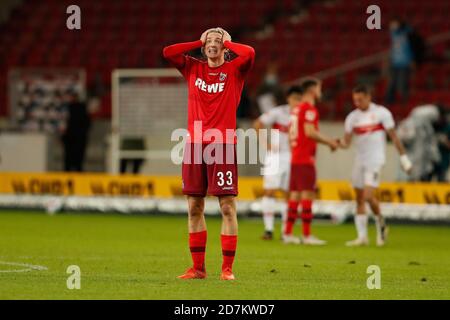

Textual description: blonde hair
[206,28,225,37]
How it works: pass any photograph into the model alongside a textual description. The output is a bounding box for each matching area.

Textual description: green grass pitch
[0,211,449,299]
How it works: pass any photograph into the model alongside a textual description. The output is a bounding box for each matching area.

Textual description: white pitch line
[0,261,48,273]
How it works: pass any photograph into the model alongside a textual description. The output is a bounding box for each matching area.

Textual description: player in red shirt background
[163,28,255,280]
[283,79,339,245]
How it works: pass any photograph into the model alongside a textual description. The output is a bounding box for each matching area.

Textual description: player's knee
[220,202,236,218]
[188,200,204,217]
[364,193,377,205]
[289,191,300,202]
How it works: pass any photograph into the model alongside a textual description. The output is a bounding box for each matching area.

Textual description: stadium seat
[0,0,449,118]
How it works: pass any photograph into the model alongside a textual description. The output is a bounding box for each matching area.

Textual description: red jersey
[163,40,255,144]
[289,102,319,165]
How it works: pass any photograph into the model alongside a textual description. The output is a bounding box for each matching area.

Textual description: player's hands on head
[200,28,215,45]
[217,27,232,42]
[201,28,231,45]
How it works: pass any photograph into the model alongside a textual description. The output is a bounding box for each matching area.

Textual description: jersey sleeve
[380,107,395,130]
[259,108,277,127]
[178,56,195,79]
[162,40,202,78]
[344,113,354,134]
[224,41,255,78]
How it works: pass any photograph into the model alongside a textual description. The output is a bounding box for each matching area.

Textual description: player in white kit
[338,85,412,246]
[254,85,303,240]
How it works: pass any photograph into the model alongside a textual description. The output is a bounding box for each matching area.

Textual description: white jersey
[259,104,291,154]
[345,102,395,167]
[262,151,290,191]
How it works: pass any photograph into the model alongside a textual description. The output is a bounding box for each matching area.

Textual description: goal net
[111,69,187,173]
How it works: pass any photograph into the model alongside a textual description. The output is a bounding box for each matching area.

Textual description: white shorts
[262,152,291,191]
[351,162,382,189]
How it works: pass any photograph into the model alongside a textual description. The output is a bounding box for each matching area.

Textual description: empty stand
[0,0,449,119]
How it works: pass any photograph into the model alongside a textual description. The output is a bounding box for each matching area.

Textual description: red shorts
[289,164,316,192]
[182,143,238,197]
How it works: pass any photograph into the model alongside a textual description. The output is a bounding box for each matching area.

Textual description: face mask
[265,75,278,85]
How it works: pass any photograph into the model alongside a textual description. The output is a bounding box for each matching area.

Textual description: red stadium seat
[0,0,449,118]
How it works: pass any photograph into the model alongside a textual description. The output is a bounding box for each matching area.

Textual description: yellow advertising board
[0,172,449,204]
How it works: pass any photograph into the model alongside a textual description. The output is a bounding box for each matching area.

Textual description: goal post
[111,68,187,174]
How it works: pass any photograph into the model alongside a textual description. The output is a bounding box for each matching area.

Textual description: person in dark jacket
[61,91,91,172]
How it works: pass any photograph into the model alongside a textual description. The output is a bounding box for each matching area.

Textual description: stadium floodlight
[111,69,187,174]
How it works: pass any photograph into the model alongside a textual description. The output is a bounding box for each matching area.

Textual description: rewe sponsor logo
[195,78,225,93]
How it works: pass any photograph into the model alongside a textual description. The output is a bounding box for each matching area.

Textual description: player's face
[352,92,371,110]
[204,32,225,59]
[390,20,400,31]
[287,93,302,108]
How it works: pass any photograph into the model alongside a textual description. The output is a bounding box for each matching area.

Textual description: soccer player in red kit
[163,28,255,280]
[284,79,339,245]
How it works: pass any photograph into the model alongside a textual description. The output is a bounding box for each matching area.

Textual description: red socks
[221,234,237,271]
[300,199,313,237]
[283,199,314,236]
[189,231,237,272]
[189,230,207,271]
[284,200,299,235]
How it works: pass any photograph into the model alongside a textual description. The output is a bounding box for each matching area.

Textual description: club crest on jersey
[219,72,227,81]
[305,110,316,121]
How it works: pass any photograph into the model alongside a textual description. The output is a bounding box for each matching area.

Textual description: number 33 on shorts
[217,171,233,186]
